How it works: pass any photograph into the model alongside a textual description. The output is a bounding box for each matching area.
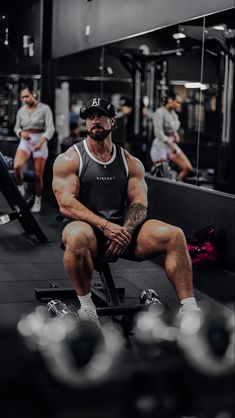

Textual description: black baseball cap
[80,97,116,119]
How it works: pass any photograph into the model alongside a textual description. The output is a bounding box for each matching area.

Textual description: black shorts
[60,220,145,262]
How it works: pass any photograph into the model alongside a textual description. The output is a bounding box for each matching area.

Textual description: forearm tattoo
[124,203,147,233]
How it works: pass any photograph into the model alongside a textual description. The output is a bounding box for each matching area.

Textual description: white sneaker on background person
[17,184,26,197]
[30,196,42,213]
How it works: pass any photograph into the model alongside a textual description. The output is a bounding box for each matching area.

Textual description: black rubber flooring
[0,191,234,326]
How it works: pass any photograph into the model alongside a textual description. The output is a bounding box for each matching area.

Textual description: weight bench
[35,257,148,317]
[0,152,48,243]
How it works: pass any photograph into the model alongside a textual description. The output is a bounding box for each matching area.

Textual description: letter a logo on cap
[92,98,101,107]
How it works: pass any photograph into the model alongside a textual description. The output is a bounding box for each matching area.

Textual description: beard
[87,125,112,141]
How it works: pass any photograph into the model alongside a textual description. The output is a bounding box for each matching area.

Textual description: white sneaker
[31,196,42,213]
[178,304,201,317]
[78,306,101,327]
[17,185,26,197]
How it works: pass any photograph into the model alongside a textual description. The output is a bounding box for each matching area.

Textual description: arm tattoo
[124,203,147,233]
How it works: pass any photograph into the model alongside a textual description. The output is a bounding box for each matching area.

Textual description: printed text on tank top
[73,141,128,221]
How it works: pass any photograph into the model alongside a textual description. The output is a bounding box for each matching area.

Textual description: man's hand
[102,221,131,248]
[105,240,128,257]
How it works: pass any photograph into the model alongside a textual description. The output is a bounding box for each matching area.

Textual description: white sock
[78,292,96,310]
[180,297,196,306]
[179,297,199,312]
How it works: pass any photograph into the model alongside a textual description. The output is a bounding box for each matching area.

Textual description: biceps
[53,175,79,202]
[127,177,147,205]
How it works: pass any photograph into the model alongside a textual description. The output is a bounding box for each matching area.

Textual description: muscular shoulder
[53,146,80,177]
[124,150,145,179]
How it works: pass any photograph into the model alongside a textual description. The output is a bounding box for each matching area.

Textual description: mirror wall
[0,6,234,194]
[202,11,235,194]
[55,8,234,194]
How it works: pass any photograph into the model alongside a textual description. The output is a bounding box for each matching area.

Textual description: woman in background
[151,91,192,181]
[14,85,55,212]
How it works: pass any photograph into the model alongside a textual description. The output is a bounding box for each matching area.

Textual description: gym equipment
[140,288,163,305]
[18,307,125,388]
[0,209,21,225]
[134,304,235,376]
[150,161,172,178]
[0,152,48,243]
[35,258,154,319]
[47,299,78,319]
[177,307,235,376]
[12,302,234,418]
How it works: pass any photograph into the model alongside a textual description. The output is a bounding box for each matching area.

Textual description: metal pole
[39,0,55,113]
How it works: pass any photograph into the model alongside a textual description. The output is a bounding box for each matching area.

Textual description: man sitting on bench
[52,97,200,326]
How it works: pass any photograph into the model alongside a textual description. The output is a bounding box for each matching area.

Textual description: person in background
[113,96,133,150]
[69,103,79,125]
[14,85,55,212]
[151,91,192,181]
[60,122,82,153]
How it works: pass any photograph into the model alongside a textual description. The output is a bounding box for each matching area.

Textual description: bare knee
[14,162,23,172]
[168,226,187,249]
[63,224,95,256]
[184,165,192,176]
[66,233,91,254]
[143,221,187,255]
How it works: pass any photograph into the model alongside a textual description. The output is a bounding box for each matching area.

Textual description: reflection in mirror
[0,75,41,162]
[0,75,41,138]
[55,17,204,179]
[55,45,133,150]
[0,76,18,137]
[105,25,205,180]
[54,9,234,194]
[201,10,235,194]
[177,9,235,194]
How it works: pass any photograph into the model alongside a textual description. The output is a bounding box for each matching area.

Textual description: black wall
[3,0,42,72]
[146,175,235,265]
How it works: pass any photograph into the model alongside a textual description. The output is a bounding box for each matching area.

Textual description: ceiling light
[213,24,227,31]
[139,44,150,55]
[106,66,114,75]
[173,32,186,40]
[23,35,34,57]
[184,82,209,90]
[173,25,186,40]
[185,82,201,88]
[200,84,209,90]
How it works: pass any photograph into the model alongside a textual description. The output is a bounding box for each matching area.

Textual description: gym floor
[0,191,234,327]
